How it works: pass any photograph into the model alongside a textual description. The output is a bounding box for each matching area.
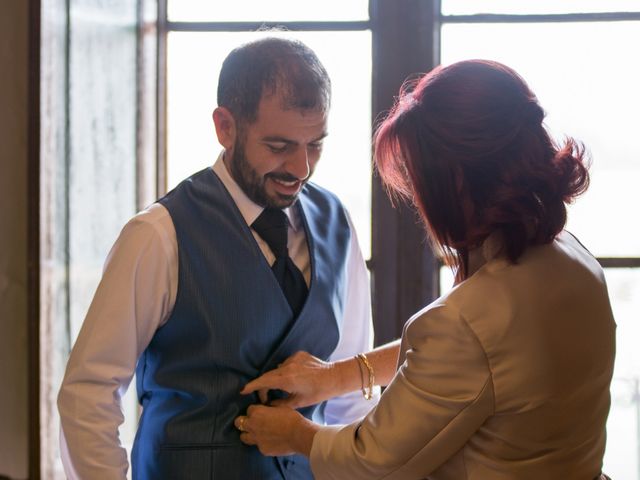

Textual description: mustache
[266,172,303,183]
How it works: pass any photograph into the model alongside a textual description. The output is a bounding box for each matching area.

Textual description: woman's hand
[240,351,345,408]
[235,404,319,457]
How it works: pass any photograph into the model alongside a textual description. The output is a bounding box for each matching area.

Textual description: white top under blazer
[311,231,616,480]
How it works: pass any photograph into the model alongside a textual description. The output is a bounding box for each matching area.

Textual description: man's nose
[286,148,310,180]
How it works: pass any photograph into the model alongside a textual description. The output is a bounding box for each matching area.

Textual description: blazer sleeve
[310,303,494,480]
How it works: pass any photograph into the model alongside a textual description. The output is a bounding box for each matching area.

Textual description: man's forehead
[250,95,327,132]
[257,91,327,115]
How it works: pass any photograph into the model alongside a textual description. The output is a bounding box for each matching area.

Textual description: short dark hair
[375,59,590,281]
[217,37,331,125]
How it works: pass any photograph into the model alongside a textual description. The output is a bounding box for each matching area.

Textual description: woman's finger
[269,395,299,409]
[246,403,264,416]
[257,388,269,404]
[239,432,255,445]
[234,415,249,432]
[240,378,267,395]
[241,371,285,395]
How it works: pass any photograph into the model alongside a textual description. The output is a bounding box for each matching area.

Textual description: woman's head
[375,59,589,280]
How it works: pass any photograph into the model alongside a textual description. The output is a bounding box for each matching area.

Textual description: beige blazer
[311,231,615,479]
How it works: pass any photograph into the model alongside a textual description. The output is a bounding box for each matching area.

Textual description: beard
[228,138,306,209]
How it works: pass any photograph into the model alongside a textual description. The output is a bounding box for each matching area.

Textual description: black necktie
[252,208,308,316]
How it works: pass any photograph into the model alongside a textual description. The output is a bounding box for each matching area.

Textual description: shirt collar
[212,151,301,231]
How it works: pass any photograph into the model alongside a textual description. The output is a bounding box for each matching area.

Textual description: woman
[234,60,616,479]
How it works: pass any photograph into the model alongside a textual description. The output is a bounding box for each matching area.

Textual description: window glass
[442,0,640,15]
[440,265,639,479]
[602,268,640,479]
[439,264,454,295]
[168,0,369,22]
[442,24,640,474]
[167,30,372,257]
[442,21,640,258]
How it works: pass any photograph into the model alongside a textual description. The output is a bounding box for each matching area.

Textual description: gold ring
[239,417,246,432]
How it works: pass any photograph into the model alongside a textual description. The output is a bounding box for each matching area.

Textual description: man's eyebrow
[261,132,328,144]
[261,136,296,144]
[312,132,329,143]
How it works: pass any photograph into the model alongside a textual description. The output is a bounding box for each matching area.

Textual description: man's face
[225,93,328,209]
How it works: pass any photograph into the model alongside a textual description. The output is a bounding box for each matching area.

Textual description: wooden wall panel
[0,0,30,477]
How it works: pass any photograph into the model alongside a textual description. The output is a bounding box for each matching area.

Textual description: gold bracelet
[356,353,375,400]
[354,354,367,398]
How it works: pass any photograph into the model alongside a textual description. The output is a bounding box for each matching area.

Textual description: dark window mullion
[598,258,640,268]
[371,0,441,346]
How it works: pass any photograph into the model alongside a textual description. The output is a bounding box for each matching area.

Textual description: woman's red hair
[375,60,590,281]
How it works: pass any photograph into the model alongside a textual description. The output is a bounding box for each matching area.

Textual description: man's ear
[212,107,237,149]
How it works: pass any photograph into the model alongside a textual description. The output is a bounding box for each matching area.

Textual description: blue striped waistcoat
[132,167,351,479]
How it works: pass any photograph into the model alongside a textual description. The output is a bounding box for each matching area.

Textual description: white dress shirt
[58,154,376,480]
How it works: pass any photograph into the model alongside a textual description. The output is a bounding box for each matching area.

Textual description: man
[58,37,375,479]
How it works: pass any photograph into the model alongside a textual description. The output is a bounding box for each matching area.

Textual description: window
[36,1,640,478]
[125,2,640,476]
[440,4,640,477]
[166,29,373,256]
